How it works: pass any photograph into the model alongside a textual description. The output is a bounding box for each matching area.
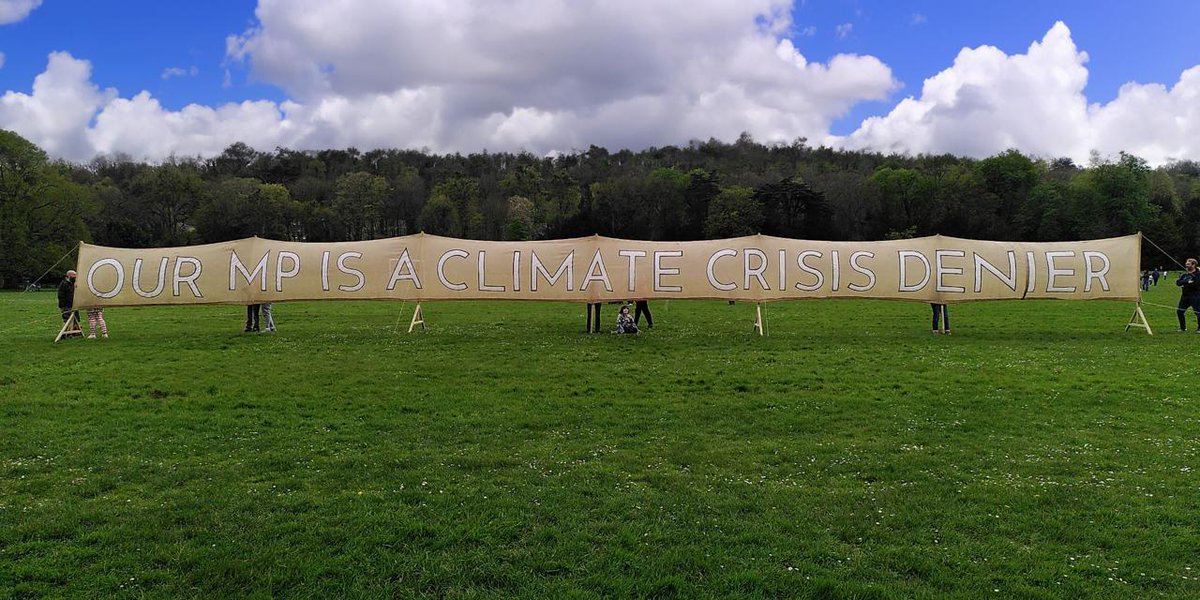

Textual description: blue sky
[1,1,274,108]
[795,1,1200,134]
[1,0,1198,163]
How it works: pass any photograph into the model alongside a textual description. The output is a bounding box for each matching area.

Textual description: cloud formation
[834,22,1200,165]
[161,66,199,80]
[0,5,1197,166]
[0,0,40,25]
[0,0,896,161]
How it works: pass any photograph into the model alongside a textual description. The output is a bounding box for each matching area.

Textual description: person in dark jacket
[1176,258,1200,332]
[57,270,81,337]
[57,270,79,324]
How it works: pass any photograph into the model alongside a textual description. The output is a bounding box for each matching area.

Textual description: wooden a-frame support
[407,303,426,333]
[753,303,767,336]
[1125,302,1152,335]
[55,312,82,342]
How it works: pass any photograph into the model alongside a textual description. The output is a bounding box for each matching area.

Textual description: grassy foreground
[1,286,1198,599]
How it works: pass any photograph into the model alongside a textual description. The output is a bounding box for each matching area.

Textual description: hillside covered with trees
[3,128,1198,288]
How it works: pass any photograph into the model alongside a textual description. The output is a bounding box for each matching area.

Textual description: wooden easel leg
[408,303,425,333]
[55,312,82,342]
[1124,303,1152,335]
[753,304,766,336]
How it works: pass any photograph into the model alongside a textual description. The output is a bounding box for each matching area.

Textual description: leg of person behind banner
[408,303,425,333]
[1125,303,1152,335]
[754,303,766,336]
[55,312,82,342]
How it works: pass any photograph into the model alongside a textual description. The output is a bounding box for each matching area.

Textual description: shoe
[102,334,108,338]
[87,334,96,339]
[932,330,939,335]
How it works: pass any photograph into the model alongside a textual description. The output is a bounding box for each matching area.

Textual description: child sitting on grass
[614,304,639,334]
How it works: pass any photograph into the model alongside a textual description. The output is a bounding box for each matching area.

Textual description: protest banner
[73,233,1141,307]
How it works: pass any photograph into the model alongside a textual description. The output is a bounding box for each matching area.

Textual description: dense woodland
[3,128,1199,288]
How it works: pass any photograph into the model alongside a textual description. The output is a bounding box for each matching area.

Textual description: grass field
[2,285,1198,598]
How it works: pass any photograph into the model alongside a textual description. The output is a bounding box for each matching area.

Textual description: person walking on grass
[1176,258,1200,332]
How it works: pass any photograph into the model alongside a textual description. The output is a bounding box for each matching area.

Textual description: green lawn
[1,286,1198,598]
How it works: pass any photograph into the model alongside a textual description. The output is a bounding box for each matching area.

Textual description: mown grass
[1,285,1198,598]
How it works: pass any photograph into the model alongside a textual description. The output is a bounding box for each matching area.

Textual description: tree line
[3,128,1198,288]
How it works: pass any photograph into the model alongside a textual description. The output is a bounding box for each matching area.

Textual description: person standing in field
[1176,258,1200,332]
[930,303,950,335]
[634,300,653,329]
[262,303,276,332]
[245,304,260,332]
[586,302,601,333]
[86,308,108,339]
[57,270,80,336]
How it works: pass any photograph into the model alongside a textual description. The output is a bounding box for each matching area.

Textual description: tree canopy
[3,128,1198,287]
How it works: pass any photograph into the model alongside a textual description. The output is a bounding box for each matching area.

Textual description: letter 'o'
[87,259,126,299]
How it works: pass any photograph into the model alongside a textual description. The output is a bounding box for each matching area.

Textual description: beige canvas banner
[73,233,1142,308]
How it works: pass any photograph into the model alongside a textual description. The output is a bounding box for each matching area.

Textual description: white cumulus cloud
[0,51,115,160]
[1086,67,1200,165]
[0,0,40,25]
[0,0,898,162]
[833,21,1200,165]
[2,8,1197,165]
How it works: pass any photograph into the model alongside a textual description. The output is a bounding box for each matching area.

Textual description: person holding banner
[57,270,80,336]
[931,303,950,335]
[634,300,653,329]
[245,304,261,332]
[86,308,108,339]
[262,303,276,332]
[586,303,601,334]
[1176,258,1200,332]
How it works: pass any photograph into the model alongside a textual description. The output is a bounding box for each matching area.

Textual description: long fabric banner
[73,233,1141,308]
